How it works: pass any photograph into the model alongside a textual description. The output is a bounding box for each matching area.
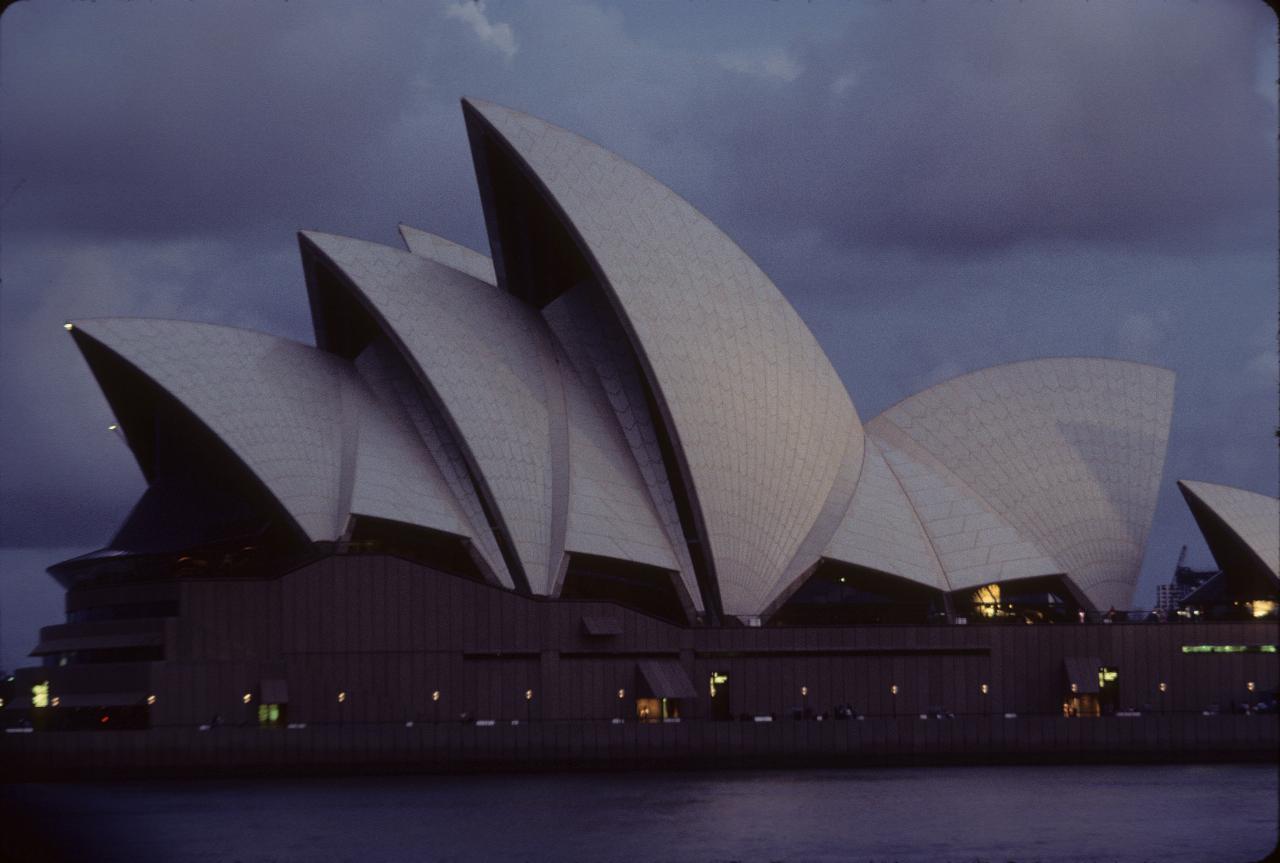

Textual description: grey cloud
[0,0,1274,617]
[670,1,1276,258]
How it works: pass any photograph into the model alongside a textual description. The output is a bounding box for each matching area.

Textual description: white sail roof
[1178,480,1280,579]
[70,318,471,545]
[867,358,1175,610]
[397,224,497,285]
[463,98,862,617]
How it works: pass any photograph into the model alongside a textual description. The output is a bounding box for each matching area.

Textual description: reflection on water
[3,764,1276,862]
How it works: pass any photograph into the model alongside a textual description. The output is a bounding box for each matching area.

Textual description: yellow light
[890,685,898,695]
[801,686,808,697]
[1158,682,1167,693]
[146,694,157,705]
[431,690,440,702]
[617,689,625,699]
[1249,600,1276,619]
[1247,681,1255,692]
[1071,683,1078,693]
[525,689,533,701]
[242,692,252,704]
[980,683,989,695]
[63,322,74,331]
[0,697,5,709]
[50,696,60,707]
[31,682,49,708]
[337,691,346,703]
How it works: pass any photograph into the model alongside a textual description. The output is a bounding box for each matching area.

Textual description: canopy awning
[261,679,289,704]
[1064,657,1102,694]
[636,659,697,699]
[581,616,622,636]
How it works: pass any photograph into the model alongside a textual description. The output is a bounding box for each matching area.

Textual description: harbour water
[3,764,1276,862]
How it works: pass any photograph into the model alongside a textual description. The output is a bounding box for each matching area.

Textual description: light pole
[617,688,625,721]
[800,685,809,719]
[890,684,898,718]
[1158,681,1167,715]
[525,688,533,724]
[432,689,440,723]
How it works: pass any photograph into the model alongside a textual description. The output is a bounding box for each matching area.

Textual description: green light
[1182,645,1277,654]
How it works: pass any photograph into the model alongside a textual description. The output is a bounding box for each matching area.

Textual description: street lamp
[431,689,440,723]
[617,688,625,721]
[525,688,533,724]
[801,685,809,718]
[890,684,898,718]
[1158,681,1167,714]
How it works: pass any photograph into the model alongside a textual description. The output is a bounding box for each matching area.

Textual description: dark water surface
[3,764,1276,863]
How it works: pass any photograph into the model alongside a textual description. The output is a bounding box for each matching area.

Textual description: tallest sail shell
[463,99,862,617]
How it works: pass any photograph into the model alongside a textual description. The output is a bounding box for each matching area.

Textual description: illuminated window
[709,672,728,697]
[257,703,282,725]
[1247,601,1277,619]
[972,584,1001,617]
[31,682,49,708]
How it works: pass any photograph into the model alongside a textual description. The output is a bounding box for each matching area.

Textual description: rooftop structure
[57,98,1177,623]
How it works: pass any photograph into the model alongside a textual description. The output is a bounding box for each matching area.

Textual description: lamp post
[617,688,625,721]
[432,689,440,723]
[1158,681,1167,715]
[890,684,898,718]
[801,685,809,718]
[525,688,533,724]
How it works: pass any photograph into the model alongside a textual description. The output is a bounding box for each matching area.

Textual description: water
[3,765,1275,862]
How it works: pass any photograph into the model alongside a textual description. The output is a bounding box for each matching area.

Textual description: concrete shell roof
[464,98,863,617]
[1177,480,1280,578]
[69,318,471,544]
[300,231,683,594]
[866,358,1175,610]
[393,226,682,580]
[302,231,562,593]
[398,224,497,285]
[824,435,949,592]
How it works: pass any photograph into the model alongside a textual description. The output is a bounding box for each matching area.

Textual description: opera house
[4,100,1275,743]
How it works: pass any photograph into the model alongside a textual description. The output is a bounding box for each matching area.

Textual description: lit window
[1247,600,1277,619]
[31,682,49,708]
[972,584,1001,617]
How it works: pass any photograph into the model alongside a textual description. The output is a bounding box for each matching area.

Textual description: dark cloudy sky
[0,1,1275,666]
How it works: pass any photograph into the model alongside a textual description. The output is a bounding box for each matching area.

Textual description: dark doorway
[710,672,731,721]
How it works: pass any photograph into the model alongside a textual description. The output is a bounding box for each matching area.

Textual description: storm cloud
[0,0,1275,666]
